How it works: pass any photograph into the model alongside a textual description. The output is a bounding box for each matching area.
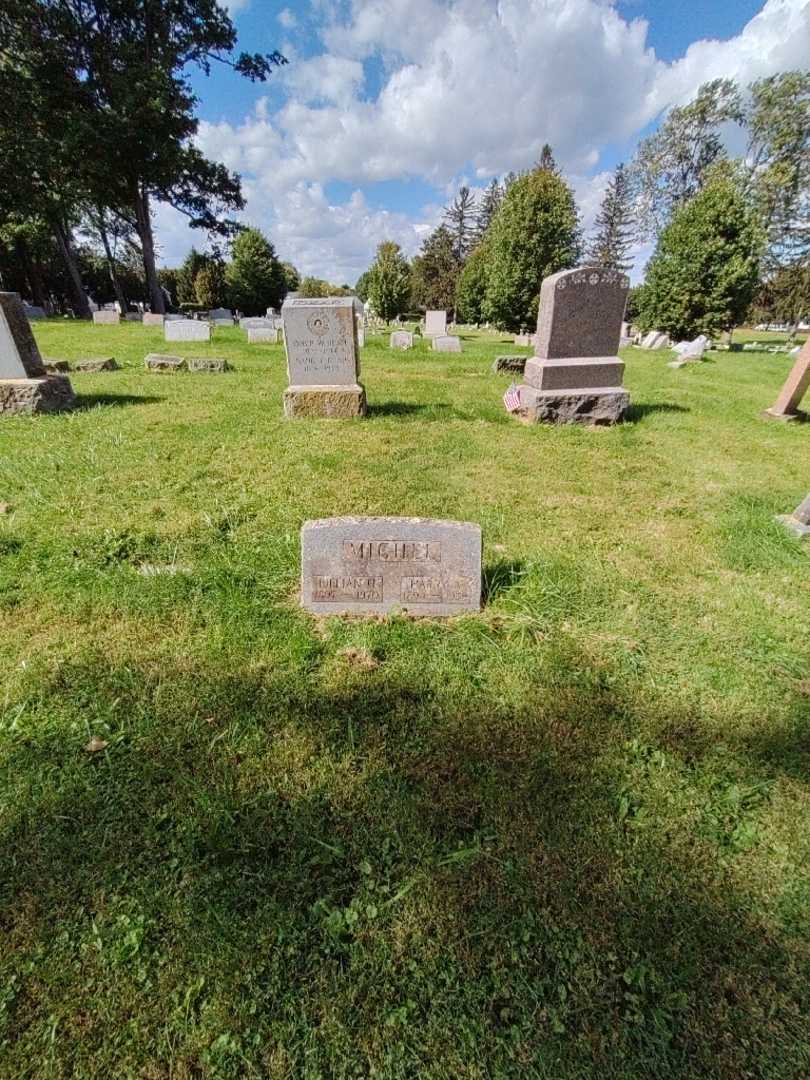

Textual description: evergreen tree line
[0,0,286,316]
[359,72,810,339]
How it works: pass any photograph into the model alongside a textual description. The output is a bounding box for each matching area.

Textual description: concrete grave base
[284,383,367,419]
[762,407,806,422]
[188,357,229,373]
[523,356,625,390]
[775,514,810,538]
[0,376,76,416]
[145,353,185,373]
[75,357,119,372]
[515,386,630,426]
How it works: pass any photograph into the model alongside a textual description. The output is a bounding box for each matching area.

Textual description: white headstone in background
[92,310,119,325]
[432,335,461,353]
[165,319,211,342]
[425,310,447,337]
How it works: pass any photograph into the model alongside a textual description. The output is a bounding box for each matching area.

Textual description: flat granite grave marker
[282,296,365,418]
[92,309,120,325]
[165,319,211,343]
[764,339,810,421]
[247,327,281,344]
[513,267,630,425]
[208,308,233,326]
[425,310,447,337]
[301,517,482,615]
[142,312,165,327]
[0,291,75,414]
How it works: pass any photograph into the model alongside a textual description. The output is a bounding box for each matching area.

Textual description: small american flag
[503,383,522,412]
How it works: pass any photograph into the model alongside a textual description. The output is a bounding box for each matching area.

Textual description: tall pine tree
[588,164,635,272]
[444,186,478,262]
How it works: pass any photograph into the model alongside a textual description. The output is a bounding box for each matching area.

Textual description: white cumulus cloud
[157,0,810,285]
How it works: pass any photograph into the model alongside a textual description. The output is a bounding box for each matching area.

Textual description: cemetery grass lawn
[1,322,810,1079]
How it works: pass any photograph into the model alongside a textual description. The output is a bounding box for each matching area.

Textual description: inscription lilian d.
[343,540,441,562]
[301,517,482,615]
[312,576,383,603]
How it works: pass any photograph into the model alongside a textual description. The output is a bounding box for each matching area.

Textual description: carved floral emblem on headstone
[307,312,330,337]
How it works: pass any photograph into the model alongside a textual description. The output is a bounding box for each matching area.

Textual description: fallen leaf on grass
[0,503,10,515]
[85,736,108,753]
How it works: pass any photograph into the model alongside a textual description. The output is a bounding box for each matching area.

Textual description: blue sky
[155,0,809,283]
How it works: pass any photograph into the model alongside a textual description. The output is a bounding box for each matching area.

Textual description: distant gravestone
[165,319,211,343]
[514,333,532,347]
[24,305,46,320]
[640,330,670,350]
[282,296,365,418]
[208,308,233,325]
[92,310,120,325]
[390,331,413,350]
[432,335,461,353]
[764,339,810,421]
[241,317,273,331]
[512,267,630,425]
[425,310,447,337]
[247,327,281,344]
[75,357,119,372]
[492,355,526,374]
[145,353,186,372]
[301,517,482,615]
[142,312,165,327]
[0,291,75,415]
[356,315,365,347]
[188,357,229,373]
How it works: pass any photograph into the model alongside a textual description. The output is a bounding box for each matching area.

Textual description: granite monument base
[284,383,367,419]
[523,356,625,390]
[0,376,76,416]
[515,385,630,426]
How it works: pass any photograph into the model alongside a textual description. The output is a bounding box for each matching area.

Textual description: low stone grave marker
[301,517,482,616]
[208,308,233,326]
[165,319,210,343]
[145,353,186,373]
[390,331,413,350]
[432,335,461,353]
[282,296,365,418]
[492,355,526,374]
[241,317,273,331]
[764,339,810,421]
[92,310,120,325]
[0,291,75,415]
[425,310,447,337]
[188,357,229,373]
[514,333,532,347]
[142,312,165,327]
[75,357,119,372]
[511,267,630,426]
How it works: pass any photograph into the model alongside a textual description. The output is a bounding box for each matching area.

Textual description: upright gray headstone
[247,327,281,344]
[425,310,447,337]
[142,312,165,327]
[513,267,630,425]
[165,319,211,343]
[92,310,120,325]
[282,296,366,418]
[390,331,413,350]
[432,335,461,353]
[208,308,233,325]
[0,291,74,415]
[301,517,482,615]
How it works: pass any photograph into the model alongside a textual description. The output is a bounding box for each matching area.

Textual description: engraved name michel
[310,538,474,604]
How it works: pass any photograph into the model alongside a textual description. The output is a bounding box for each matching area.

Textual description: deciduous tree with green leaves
[638,168,763,339]
[367,241,411,322]
[455,243,490,324]
[225,228,285,314]
[484,167,580,331]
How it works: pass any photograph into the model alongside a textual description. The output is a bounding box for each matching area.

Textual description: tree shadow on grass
[624,402,690,423]
[73,393,165,411]
[1,650,808,1076]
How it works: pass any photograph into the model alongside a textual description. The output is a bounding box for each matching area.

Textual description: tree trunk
[134,186,165,313]
[15,237,47,308]
[96,210,129,314]
[52,218,92,319]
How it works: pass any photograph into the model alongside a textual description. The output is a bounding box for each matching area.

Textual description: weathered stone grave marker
[92,309,120,325]
[0,291,75,414]
[512,267,630,425]
[764,339,810,421]
[142,312,165,327]
[301,517,482,615]
[282,296,365,418]
[776,493,810,537]
[425,310,447,337]
[390,331,413,350]
[248,327,281,344]
[165,319,211,343]
[208,308,233,326]
[432,335,462,353]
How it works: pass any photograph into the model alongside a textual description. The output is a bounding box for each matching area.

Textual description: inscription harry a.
[301,517,482,616]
